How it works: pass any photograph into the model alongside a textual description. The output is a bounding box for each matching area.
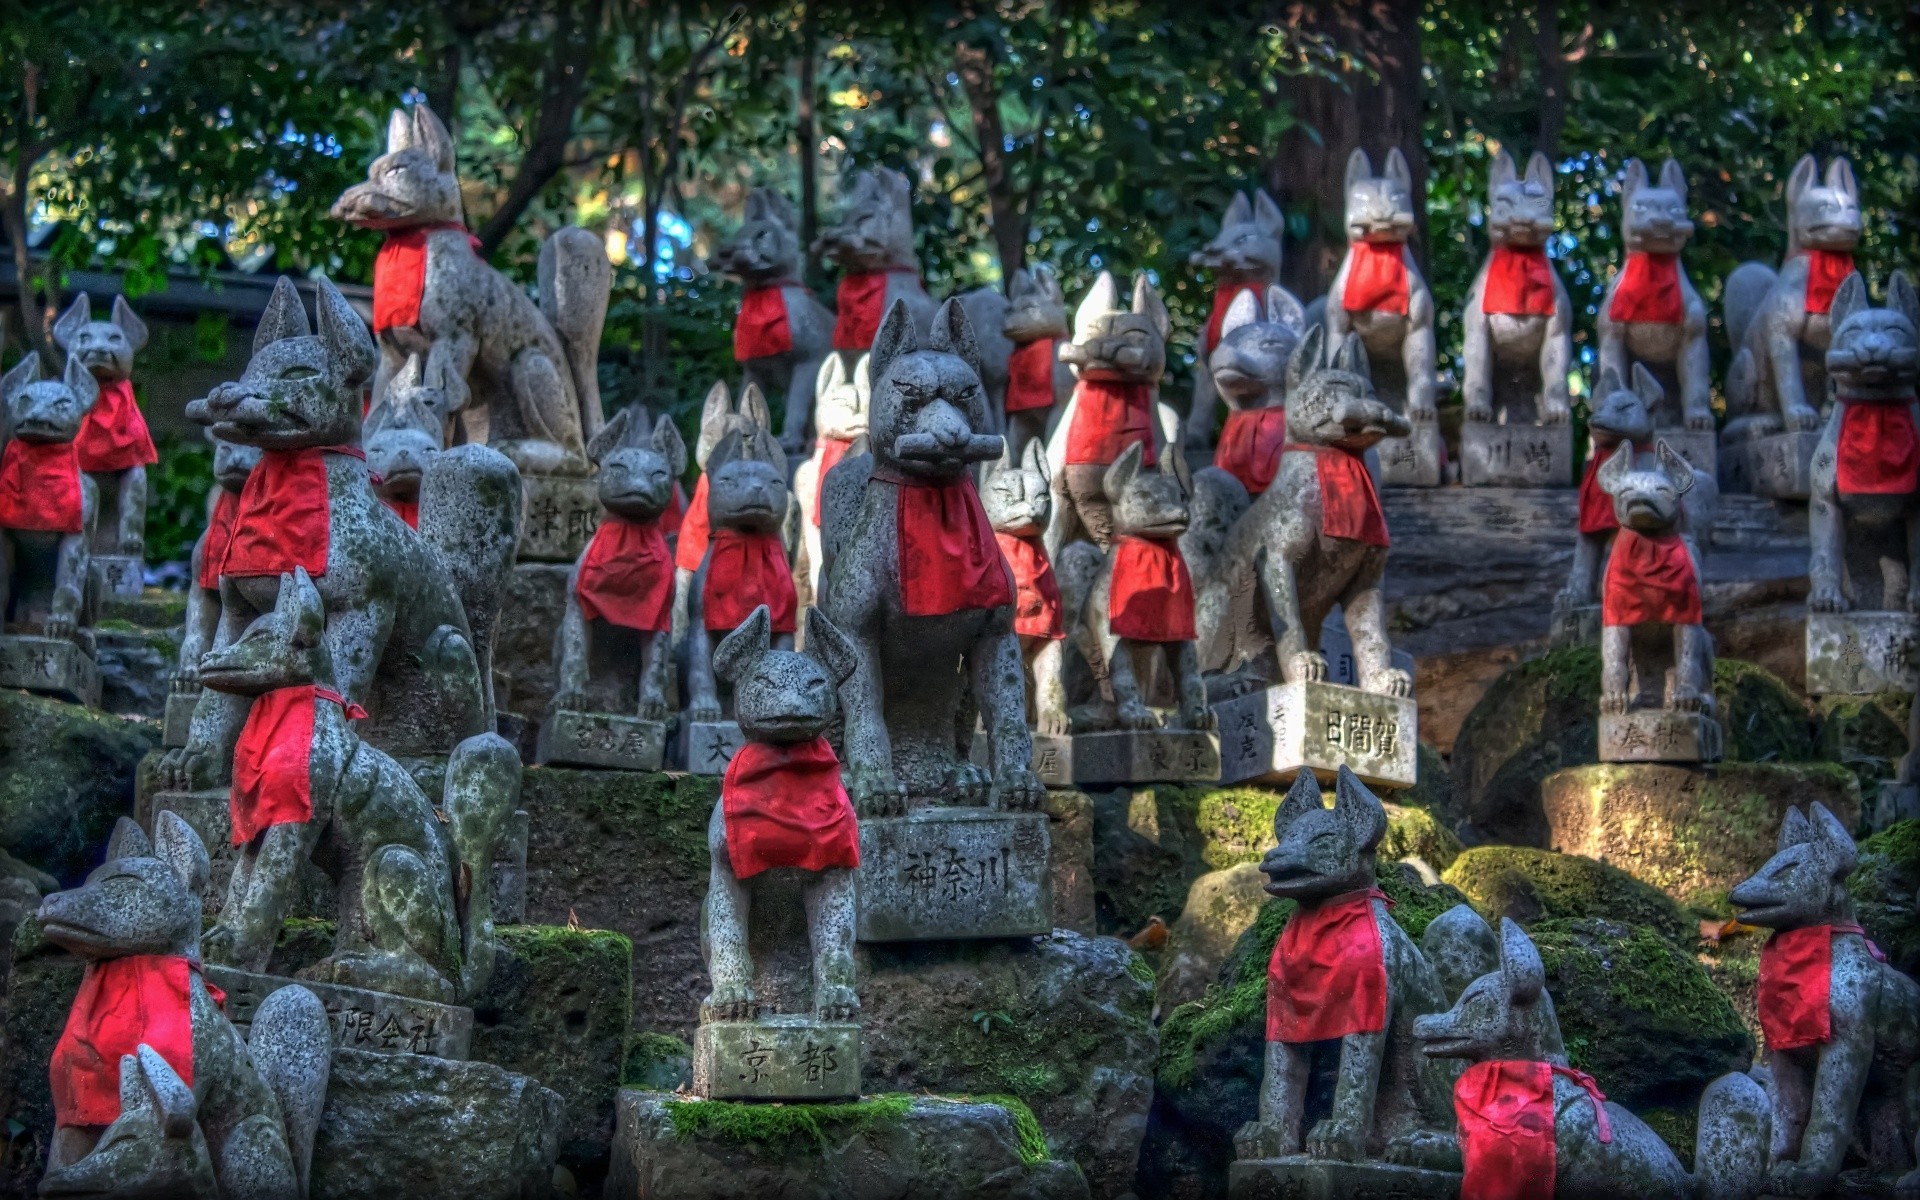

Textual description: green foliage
[956,1094,1051,1165]
[144,434,213,568]
[663,1092,915,1150]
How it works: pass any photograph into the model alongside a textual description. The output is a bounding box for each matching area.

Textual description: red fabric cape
[722,736,860,879]
[1108,535,1196,642]
[575,514,673,632]
[1006,339,1058,412]
[876,469,1013,617]
[833,269,922,352]
[230,685,364,845]
[1801,249,1855,315]
[1481,245,1557,316]
[372,223,480,333]
[1204,281,1263,355]
[997,531,1064,639]
[1266,887,1391,1042]
[1288,443,1389,547]
[1455,1060,1613,1200]
[0,439,84,533]
[1342,242,1410,315]
[199,489,244,591]
[1215,407,1288,496]
[1758,923,1883,1051]
[51,956,198,1128]
[1609,252,1684,325]
[674,475,712,572]
[220,445,363,579]
[811,436,855,527]
[703,528,797,633]
[1601,529,1700,626]
[734,280,798,361]
[1065,378,1157,467]
[1836,399,1920,495]
[382,496,420,529]
[75,378,158,473]
[1576,444,1650,536]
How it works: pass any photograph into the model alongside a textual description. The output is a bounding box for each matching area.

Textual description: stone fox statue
[362,353,443,529]
[1326,148,1437,426]
[36,814,331,1199]
[1732,804,1920,1197]
[1208,284,1309,498]
[332,102,610,477]
[51,292,155,557]
[709,187,835,455]
[1236,767,1453,1162]
[1185,187,1285,451]
[999,264,1073,461]
[820,298,1044,816]
[1460,149,1572,426]
[177,432,261,693]
[702,605,862,1024]
[0,353,99,639]
[1593,440,1714,718]
[165,276,521,789]
[1391,912,1772,1199]
[795,353,869,601]
[1596,157,1714,431]
[1723,155,1864,444]
[1807,271,1920,614]
[196,567,520,1006]
[813,166,938,354]
[981,438,1070,736]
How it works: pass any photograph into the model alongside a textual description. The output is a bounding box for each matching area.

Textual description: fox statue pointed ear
[697,380,733,467]
[1266,285,1307,334]
[412,103,456,175]
[391,352,425,394]
[737,381,773,433]
[1488,149,1517,197]
[1008,267,1035,300]
[386,107,415,154]
[1888,271,1918,329]
[1786,154,1819,206]
[1253,188,1284,235]
[804,606,860,687]
[1222,192,1253,228]
[712,605,773,684]
[1810,802,1858,876]
[255,277,313,355]
[62,354,100,410]
[314,275,376,389]
[867,298,919,386]
[1101,439,1147,505]
[1286,323,1326,396]
[1630,362,1665,410]
[105,816,153,862]
[1622,157,1648,199]
[1829,272,1869,331]
[1497,918,1546,1005]
[928,296,985,384]
[586,405,633,465]
[1333,765,1388,852]
[1345,148,1374,189]
[152,810,211,898]
[1384,148,1413,192]
[112,294,149,352]
[1596,439,1637,496]
[1525,151,1554,195]
[1778,805,1813,851]
[1275,768,1323,829]
[126,1045,200,1140]
[1653,440,1695,495]
[1218,288,1263,343]
[652,413,689,479]
[1825,156,1857,200]
[1132,274,1171,341]
[1597,365,1624,397]
[1659,157,1687,202]
[52,293,91,352]
[816,352,849,398]
[1074,272,1118,344]
[1022,434,1050,488]
[283,567,327,648]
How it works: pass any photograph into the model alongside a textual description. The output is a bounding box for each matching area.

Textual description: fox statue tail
[248,983,334,1197]
[1690,1070,1771,1200]
[444,731,522,1001]
[1722,261,1778,352]
[541,227,613,444]
[417,444,523,725]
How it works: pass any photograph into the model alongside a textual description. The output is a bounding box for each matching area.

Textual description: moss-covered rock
[0,691,157,884]
[98,587,187,630]
[1851,819,1920,977]
[1155,863,1269,1012]
[0,918,83,1191]
[1398,741,1458,826]
[1442,846,1694,946]
[1382,803,1463,875]
[1712,658,1814,762]
[1816,692,1911,801]
[621,1031,692,1091]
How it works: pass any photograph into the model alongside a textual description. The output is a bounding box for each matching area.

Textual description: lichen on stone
[1442,845,1694,946]
[0,691,158,883]
[622,1032,694,1089]
[1851,819,1919,976]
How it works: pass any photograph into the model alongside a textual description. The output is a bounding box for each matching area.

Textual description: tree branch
[476,0,606,254]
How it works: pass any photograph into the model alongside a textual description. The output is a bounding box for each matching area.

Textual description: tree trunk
[1,170,52,364]
[1534,1,1568,159]
[796,3,819,282]
[475,0,603,254]
[955,40,1025,278]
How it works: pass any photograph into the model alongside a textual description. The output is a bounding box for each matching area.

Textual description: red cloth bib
[1482,246,1557,316]
[1064,378,1157,467]
[221,445,363,579]
[1109,535,1196,643]
[75,378,158,473]
[1215,407,1289,495]
[1575,444,1649,536]
[1006,339,1057,412]
[879,469,1013,617]
[382,496,419,529]
[1609,252,1684,325]
[1801,249,1855,315]
[997,531,1064,639]
[1836,399,1920,495]
[0,439,84,533]
[1602,529,1700,626]
[734,280,798,361]
[575,514,673,632]
[372,223,480,333]
[230,685,364,845]
[721,737,860,879]
[1455,1060,1613,1200]
[1266,887,1391,1042]
[703,528,797,633]
[198,489,244,590]
[834,269,921,352]
[674,475,711,572]
[1288,444,1389,547]
[1204,281,1263,355]
[811,436,855,527]
[1758,923,1883,1051]
[1342,242,1410,315]
[51,956,199,1128]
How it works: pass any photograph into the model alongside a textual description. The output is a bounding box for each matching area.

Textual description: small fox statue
[0,353,99,640]
[1185,187,1285,451]
[51,292,155,558]
[1326,149,1438,428]
[1597,157,1714,431]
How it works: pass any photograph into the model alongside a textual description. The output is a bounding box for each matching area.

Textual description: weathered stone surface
[1072,729,1220,786]
[1376,424,1444,486]
[1441,845,1695,947]
[1229,1158,1460,1200]
[1805,610,1920,695]
[1851,819,1920,977]
[1599,708,1722,763]
[1459,420,1573,487]
[310,1046,564,1200]
[494,561,570,719]
[207,964,474,1058]
[1540,761,1860,911]
[517,470,602,562]
[1091,785,1287,936]
[1549,601,1601,649]
[676,718,744,775]
[693,1018,860,1100]
[1029,734,1075,788]
[856,809,1052,942]
[1318,614,1417,688]
[858,928,1154,1199]
[1044,789,1096,934]
[607,1091,1090,1200]
[89,552,144,597]
[0,690,156,883]
[163,688,197,746]
[1156,863,1269,1012]
[1720,428,1818,498]
[0,919,84,1179]
[1648,427,1716,478]
[0,634,100,707]
[1215,681,1417,790]
[94,621,176,718]
[534,710,666,770]
[1816,691,1910,801]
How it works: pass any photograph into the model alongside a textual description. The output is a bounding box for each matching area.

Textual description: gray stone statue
[1461,150,1571,427]
[1730,803,1920,1197]
[51,292,154,573]
[1596,157,1714,434]
[981,437,1069,737]
[0,352,98,645]
[813,167,937,353]
[170,430,262,745]
[362,352,443,529]
[36,813,331,1198]
[1000,264,1074,461]
[1207,284,1308,498]
[1184,187,1285,452]
[332,102,610,479]
[708,187,835,455]
[794,353,868,601]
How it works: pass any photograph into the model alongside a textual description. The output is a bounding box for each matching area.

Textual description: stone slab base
[1319,614,1418,686]
[677,719,745,775]
[1599,709,1723,764]
[1377,423,1445,487]
[1549,602,1601,650]
[1720,429,1818,499]
[971,732,1075,787]
[856,808,1052,941]
[518,472,601,562]
[1461,420,1572,487]
[1071,729,1220,785]
[206,965,474,1059]
[1213,681,1418,789]
[535,710,666,770]
[1805,610,1920,696]
[162,689,196,747]
[0,634,100,707]
[692,1017,859,1100]
[89,553,144,597]
[1229,1157,1460,1200]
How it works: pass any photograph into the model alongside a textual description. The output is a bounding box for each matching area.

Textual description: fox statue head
[52,293,149,385]
[192,276,374,449]
[330,102,463,230]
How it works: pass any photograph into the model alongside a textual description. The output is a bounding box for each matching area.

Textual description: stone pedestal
[973,731,1075,787]
[517,472,601,562]
[1318,614,1417,686]
[1720,429,1818,499]
[856,808,1052,942]
[691,1017,859,1100]
[677,718,745,775]
[1461,421,1573,487]
[1549,602,1601,649]
[1651,428,1716,477]
[1805,611,1920,696]
[1376,423,1445,487]
[1070,729,1219,786]
[1228,1158,1460,1200]
[1213,681,1418,790]
[534,710,666,770]
[89,553,144,597]
[205,965,474,1059]
[162,689,196,747]
[1599,709,1723,764]
[0,634,100,707]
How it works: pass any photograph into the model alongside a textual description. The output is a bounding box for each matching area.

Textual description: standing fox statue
[1596,157,1715,436]
[1185,188,1286,451]
[51,292,155,583]
[709,188,835,455]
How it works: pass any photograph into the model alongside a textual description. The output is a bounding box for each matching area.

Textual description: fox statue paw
[1234,1121,1289,1161]
[1305,1116,1365,1162]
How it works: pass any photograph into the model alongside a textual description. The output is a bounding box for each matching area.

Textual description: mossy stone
[0,918,84,1188]
[1442,846,1694,946]
[1383,803,1463,875]
[1711,658,1814,762]
[622,1031,693,1091]
[1851,819,1919,976]
[1815,692,1910,799]
[0,691,157,884]
[98,587,188,630]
